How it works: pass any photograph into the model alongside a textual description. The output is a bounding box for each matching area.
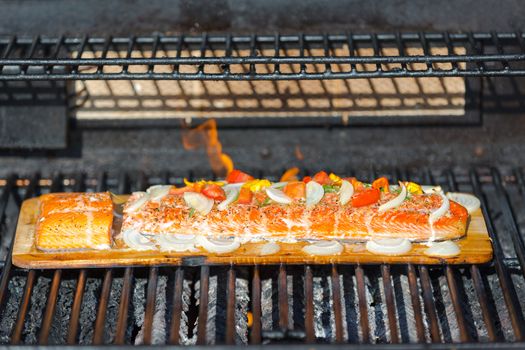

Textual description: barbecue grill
[2,1,525,348]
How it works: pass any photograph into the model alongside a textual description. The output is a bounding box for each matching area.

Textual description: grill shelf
[0,32,525,80]
[0,167,524,347]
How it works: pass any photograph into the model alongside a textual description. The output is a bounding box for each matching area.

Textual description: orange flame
[280,167,300,182]
[182,119,234,177]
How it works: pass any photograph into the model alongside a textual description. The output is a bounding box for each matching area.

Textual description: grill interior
[1,21,525,348]
[0,167,524,346]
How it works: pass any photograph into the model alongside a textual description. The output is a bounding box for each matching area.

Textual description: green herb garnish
[322,185,339,193]
[188,208,196,218]
[260,197,272,207]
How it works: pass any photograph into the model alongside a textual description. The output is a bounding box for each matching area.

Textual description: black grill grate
[0,33,525,80]
[0,167,524,347]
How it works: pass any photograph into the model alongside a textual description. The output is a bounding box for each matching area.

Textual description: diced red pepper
[226,169,254,183]
[312,171,332,185]
[201,184,226,201]
[302,176,312,184]
[283,181,306,200]
[372,177,390,193]
[236,187,254,204]
[351,188,380,207]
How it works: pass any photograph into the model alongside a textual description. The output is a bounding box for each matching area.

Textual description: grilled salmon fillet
[122,189,468,242]
[36,192,113,251]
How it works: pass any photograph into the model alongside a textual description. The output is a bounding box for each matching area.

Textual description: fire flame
[182,119,302,181]
[182,119,234,177]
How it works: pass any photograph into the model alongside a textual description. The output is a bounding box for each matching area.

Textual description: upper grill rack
[1,32,525,80]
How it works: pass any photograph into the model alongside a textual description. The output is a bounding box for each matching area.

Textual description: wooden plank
[12,195,493,269]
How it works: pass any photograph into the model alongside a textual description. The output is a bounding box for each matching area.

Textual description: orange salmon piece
[121,191,468,242]
[36,211,112,251]
[36,192,113,251]
[40,192,113,216]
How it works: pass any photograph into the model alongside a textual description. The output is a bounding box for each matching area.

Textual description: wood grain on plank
[12,196,493,269]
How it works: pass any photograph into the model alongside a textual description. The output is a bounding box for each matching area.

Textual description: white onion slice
[366,238,412,255]
[157,234,196,252]
[217,188,240,211]
[125,192,150,213]
[183,192,214,215]
[222,182,246,191]
[446,192,480,214]
[339,180,354,205]
[196,236,240,254]
[265,187,292,204]
[424,241,461,257]
[429,192,450,224]
[306,181,324,206]
[302,241,343,256]
[259,242,280,256]
[422,185,443,194]
[378,182,407,213]
[122,229,156,250]
[270,181,288,189]
[146,185,172,201]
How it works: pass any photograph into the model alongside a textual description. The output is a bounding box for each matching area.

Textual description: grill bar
[304,265,315,343]
[115,267,133,345]
[11,270,36,344]
[168,267,184,345]
[225,267,236,345]
[67,269,87,344]
[143,267,158,345]
[38,269,62,344]
[406,264,426,343]
[418,266,441,343]
[250,266,262,345]
[278,265,289,332]
[381,265,399,344]
[196,265,210,345]
[445,266,470,342]
[330,265,344,344]
[355,265,370,343]
[92,269,113,345]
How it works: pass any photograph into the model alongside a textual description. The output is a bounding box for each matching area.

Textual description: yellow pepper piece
[404,181,423,195]
[183,178,225,187]
[243,179,272,192]
[329,173,342,185]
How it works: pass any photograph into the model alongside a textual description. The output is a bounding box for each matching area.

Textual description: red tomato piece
[312,171,332,185]
[351,188,380,207]
[372,177,390,193]
[236,187,254,204]
[226,169,255,183]
[283,181,306,200]
[201,184,226,201]
[302,176,312,184]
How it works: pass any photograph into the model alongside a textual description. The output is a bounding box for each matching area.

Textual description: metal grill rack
[0,167,524,347]
[1,32,525,80]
